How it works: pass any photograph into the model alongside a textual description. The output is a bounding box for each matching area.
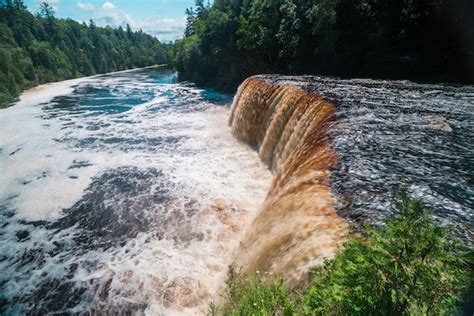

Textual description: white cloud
[81,2,185,42]
[76,2,95,11]
[134,16,186,42]
[102,2,116,10]
[94,2,132,26]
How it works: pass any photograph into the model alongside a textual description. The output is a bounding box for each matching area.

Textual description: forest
[2,0,473,105]
[172,0,474,91]
[0,0,168,107]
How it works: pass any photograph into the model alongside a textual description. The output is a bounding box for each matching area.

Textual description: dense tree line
[172,0,474,92]
[0,0,168,107]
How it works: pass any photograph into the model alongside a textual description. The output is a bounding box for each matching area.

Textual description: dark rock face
[254,75,474,243]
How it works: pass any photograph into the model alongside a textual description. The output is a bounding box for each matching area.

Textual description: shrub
[304,191,471,315]
[215,192,472,315]
[213,265,302,316]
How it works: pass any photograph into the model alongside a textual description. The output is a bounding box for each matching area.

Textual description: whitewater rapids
[0,69,272,314]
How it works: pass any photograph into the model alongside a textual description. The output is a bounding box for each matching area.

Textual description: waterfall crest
[229,77,348,287]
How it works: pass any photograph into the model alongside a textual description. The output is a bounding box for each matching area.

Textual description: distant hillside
[0,1,168,107]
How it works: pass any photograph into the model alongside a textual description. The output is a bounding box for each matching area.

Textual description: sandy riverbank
[4,64,169,109]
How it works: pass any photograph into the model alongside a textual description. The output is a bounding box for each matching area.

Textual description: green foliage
[214,265,302,316]
[276,0,301,61]
[305,191,472,315]
[173,0,474,92]
[0,0,168,108]
[215,192,472,315]
[172,35,202,82]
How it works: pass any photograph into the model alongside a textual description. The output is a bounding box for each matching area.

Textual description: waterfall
[229,77,348,287]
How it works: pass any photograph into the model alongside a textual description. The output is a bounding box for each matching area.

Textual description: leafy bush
[214,265,302,315]
[215,192,472,315]
[305,191,471,315]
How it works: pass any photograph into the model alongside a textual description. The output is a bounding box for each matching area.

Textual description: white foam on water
[0,77,102,219]
[0,71,272,314]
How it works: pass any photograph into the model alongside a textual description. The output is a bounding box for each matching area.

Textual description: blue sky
[24,0,198,42]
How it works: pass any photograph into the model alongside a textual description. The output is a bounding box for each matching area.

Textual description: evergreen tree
[38,2,54,18]
[172,0,474,92]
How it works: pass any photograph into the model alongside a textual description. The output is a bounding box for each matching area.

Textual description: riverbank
[1,65,168,110]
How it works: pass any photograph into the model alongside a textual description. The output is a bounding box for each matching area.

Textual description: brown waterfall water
[228,74,473,288]
[229,78,348,287]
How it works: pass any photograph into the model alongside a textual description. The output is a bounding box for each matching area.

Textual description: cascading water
[229,78,348,287]
[1,69,473,314]
[229,75,473,286]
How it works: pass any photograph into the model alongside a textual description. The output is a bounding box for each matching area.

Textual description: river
[0,68,272,314]
[1,68,473,314]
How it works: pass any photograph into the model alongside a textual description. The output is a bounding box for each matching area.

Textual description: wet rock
[425,115,453,132]
[16,230,29,241]
[9,148,21,156]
